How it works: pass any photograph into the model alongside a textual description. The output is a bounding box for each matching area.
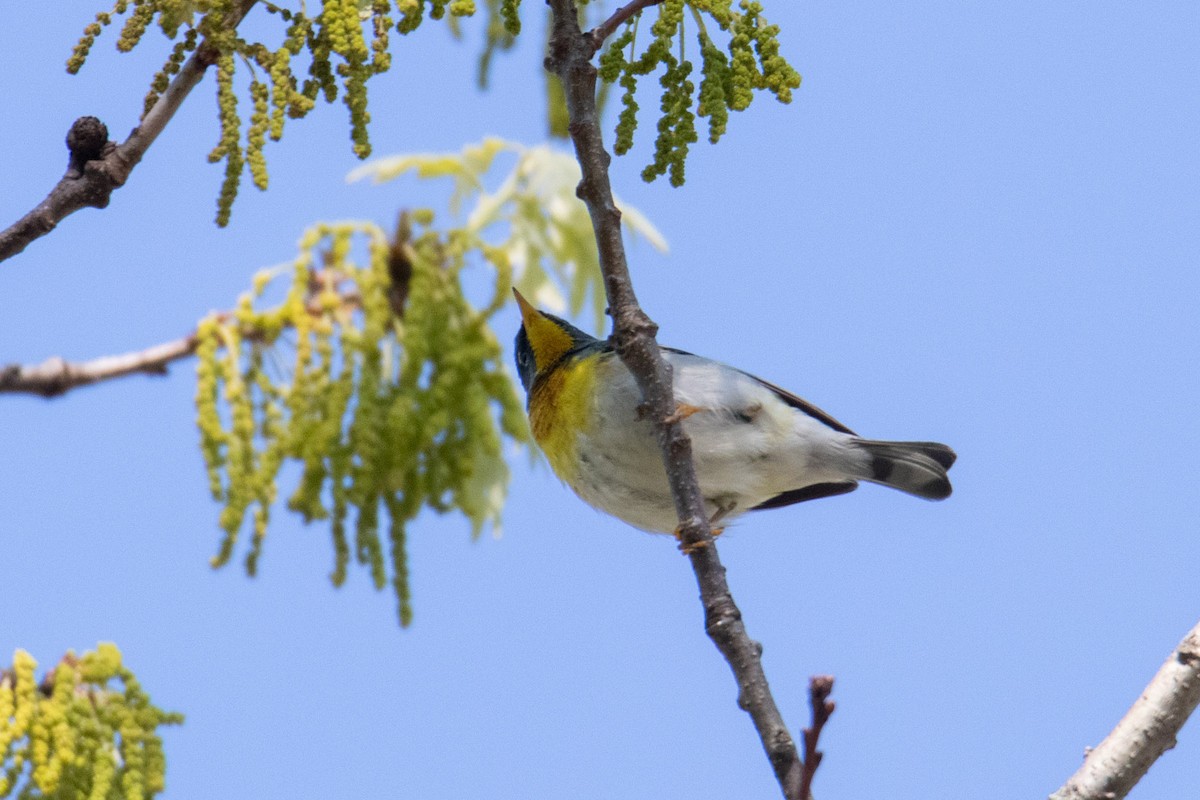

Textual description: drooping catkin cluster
[194,217,528,626]
[597,0,801,186]
[0,645,182,800]
[68,0,523,226]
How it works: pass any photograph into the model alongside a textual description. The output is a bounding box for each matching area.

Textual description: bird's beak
[512,287,539,326]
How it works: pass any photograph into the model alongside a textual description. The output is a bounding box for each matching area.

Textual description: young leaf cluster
[348,137,668,332]
[68,0,524,226]
[0,645,182,800]
[194,217,529,626]
[597,0,801,186]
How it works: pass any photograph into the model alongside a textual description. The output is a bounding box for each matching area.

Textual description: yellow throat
[513,289,597,483]
[513,289,576,371]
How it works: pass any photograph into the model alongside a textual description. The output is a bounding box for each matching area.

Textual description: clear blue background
[3,3,1198,798]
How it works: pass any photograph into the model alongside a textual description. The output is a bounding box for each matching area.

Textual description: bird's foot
[674,525,724,554]
[710,500,737,527]
[665,403,704,424]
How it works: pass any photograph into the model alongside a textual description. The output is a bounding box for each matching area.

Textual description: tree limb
[800,676,835,800]
[587,0,664,52]
[0,0,257,265]
[544,2,807,797]
[0,336,200,398]
[1050,619,1200,800]
[0,271,367,399]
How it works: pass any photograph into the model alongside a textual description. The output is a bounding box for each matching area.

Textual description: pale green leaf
[348,137,669,334]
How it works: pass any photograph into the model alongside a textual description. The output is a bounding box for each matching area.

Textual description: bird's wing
[744,374,857,435]
[750,481,859,509]
[661,347,857,435]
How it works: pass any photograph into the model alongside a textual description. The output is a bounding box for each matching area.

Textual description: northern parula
[513,290,955,534]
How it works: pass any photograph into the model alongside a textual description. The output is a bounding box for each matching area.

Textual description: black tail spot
[871,456,894,482]
[922,475,953,500]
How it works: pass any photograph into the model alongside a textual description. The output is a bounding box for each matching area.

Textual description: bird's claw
[665,403,704,425]
[674,525,724,554]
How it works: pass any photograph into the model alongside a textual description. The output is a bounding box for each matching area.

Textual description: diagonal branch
[544,2,806,797]
[0,270,369,399]
[587,0,664,52]
[800,676,836,800]
[1050,619,1200,800]
[0,0,257,265]
[0,335,200,398]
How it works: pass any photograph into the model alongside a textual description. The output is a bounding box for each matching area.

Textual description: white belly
[566,351,860,533]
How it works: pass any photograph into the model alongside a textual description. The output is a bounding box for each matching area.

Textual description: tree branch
[0,270,367,399]
[1050,619,1200,800]
[0,336,200,398]
[0,0,257,265]
[586,0,664,52]
[544,2,806,797]
[800,676,835,800]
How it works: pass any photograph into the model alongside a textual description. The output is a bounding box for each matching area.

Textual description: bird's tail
[849,439,956,500]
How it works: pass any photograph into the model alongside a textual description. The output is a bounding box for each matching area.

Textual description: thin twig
[1050,619,1200,800]
[0,336,200,398]
[800,676,836,800]
[586,0,664,53]
[0,278,363,399]
[544,2,805,797]
[0,0,257,264]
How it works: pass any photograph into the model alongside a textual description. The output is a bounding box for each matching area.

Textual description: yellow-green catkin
[694,21,730,142]
[194,216,529,625]
[247,79,270,190]
[0,645,181,800]
[143,29,198,117]
[499,0,520,34]
[599,26,637,152]
[67,0,491,225]
[115,0,155,52]
[210,51,243,227]
[596,0,800,185]
[65,0,797,212]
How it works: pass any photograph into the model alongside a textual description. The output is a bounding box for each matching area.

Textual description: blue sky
[3,2,1198,798]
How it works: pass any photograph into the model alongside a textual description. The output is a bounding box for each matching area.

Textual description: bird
[513,289,955,535]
